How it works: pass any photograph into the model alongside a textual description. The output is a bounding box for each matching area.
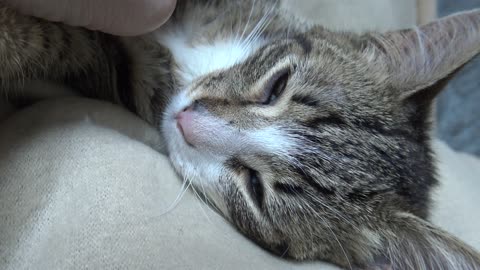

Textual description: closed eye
[260,68,291,105]
[246,168,264,209]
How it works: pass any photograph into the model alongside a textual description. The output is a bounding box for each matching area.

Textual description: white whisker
[191,188,215,224]
[241,2,277,55]
[157,176,193,217]
[320,216,353,270]
[239,0,257,43]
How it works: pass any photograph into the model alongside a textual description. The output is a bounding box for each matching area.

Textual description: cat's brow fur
[1,1,480,269]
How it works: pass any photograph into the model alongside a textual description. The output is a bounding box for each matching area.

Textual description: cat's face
[162,29,436,264]
[161,10,480,267]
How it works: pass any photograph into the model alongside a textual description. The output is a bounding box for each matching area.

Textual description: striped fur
[1,1,480,269]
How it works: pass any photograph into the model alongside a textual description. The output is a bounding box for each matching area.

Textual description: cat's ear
[364,9,480,101]
[366,212,480,269]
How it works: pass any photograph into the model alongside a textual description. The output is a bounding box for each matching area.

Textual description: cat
[1,0,480,269]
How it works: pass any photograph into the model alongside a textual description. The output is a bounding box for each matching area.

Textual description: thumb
[4,0,177,36]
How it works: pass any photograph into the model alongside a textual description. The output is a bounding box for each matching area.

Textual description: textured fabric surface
[2,1,479,269]
[436,0,480,157]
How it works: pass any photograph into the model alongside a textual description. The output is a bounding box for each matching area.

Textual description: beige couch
[1,1,479,269]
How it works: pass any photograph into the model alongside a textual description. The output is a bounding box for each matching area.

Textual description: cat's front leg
[0,4,127,105]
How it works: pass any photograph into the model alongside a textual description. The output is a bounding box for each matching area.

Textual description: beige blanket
[1,1,479,269]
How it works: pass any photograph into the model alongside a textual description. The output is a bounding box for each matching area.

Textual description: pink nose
[175,105,195,145]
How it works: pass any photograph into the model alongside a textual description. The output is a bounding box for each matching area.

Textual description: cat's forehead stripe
[291,94,319,107]
[293,35,313,54]
[274,182,305,195]
[291,164,337,196]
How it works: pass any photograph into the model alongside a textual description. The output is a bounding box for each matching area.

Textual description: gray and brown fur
[1,1,480,269]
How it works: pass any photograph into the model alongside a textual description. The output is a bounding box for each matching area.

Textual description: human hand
[4,0,177,36]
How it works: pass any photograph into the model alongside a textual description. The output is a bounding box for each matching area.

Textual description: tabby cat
[1,1,480,269]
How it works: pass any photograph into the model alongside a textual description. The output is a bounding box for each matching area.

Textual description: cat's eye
[246,168,264,208]
[260,68,291,105]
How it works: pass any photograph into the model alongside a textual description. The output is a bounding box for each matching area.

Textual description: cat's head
[162,10,480,269]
